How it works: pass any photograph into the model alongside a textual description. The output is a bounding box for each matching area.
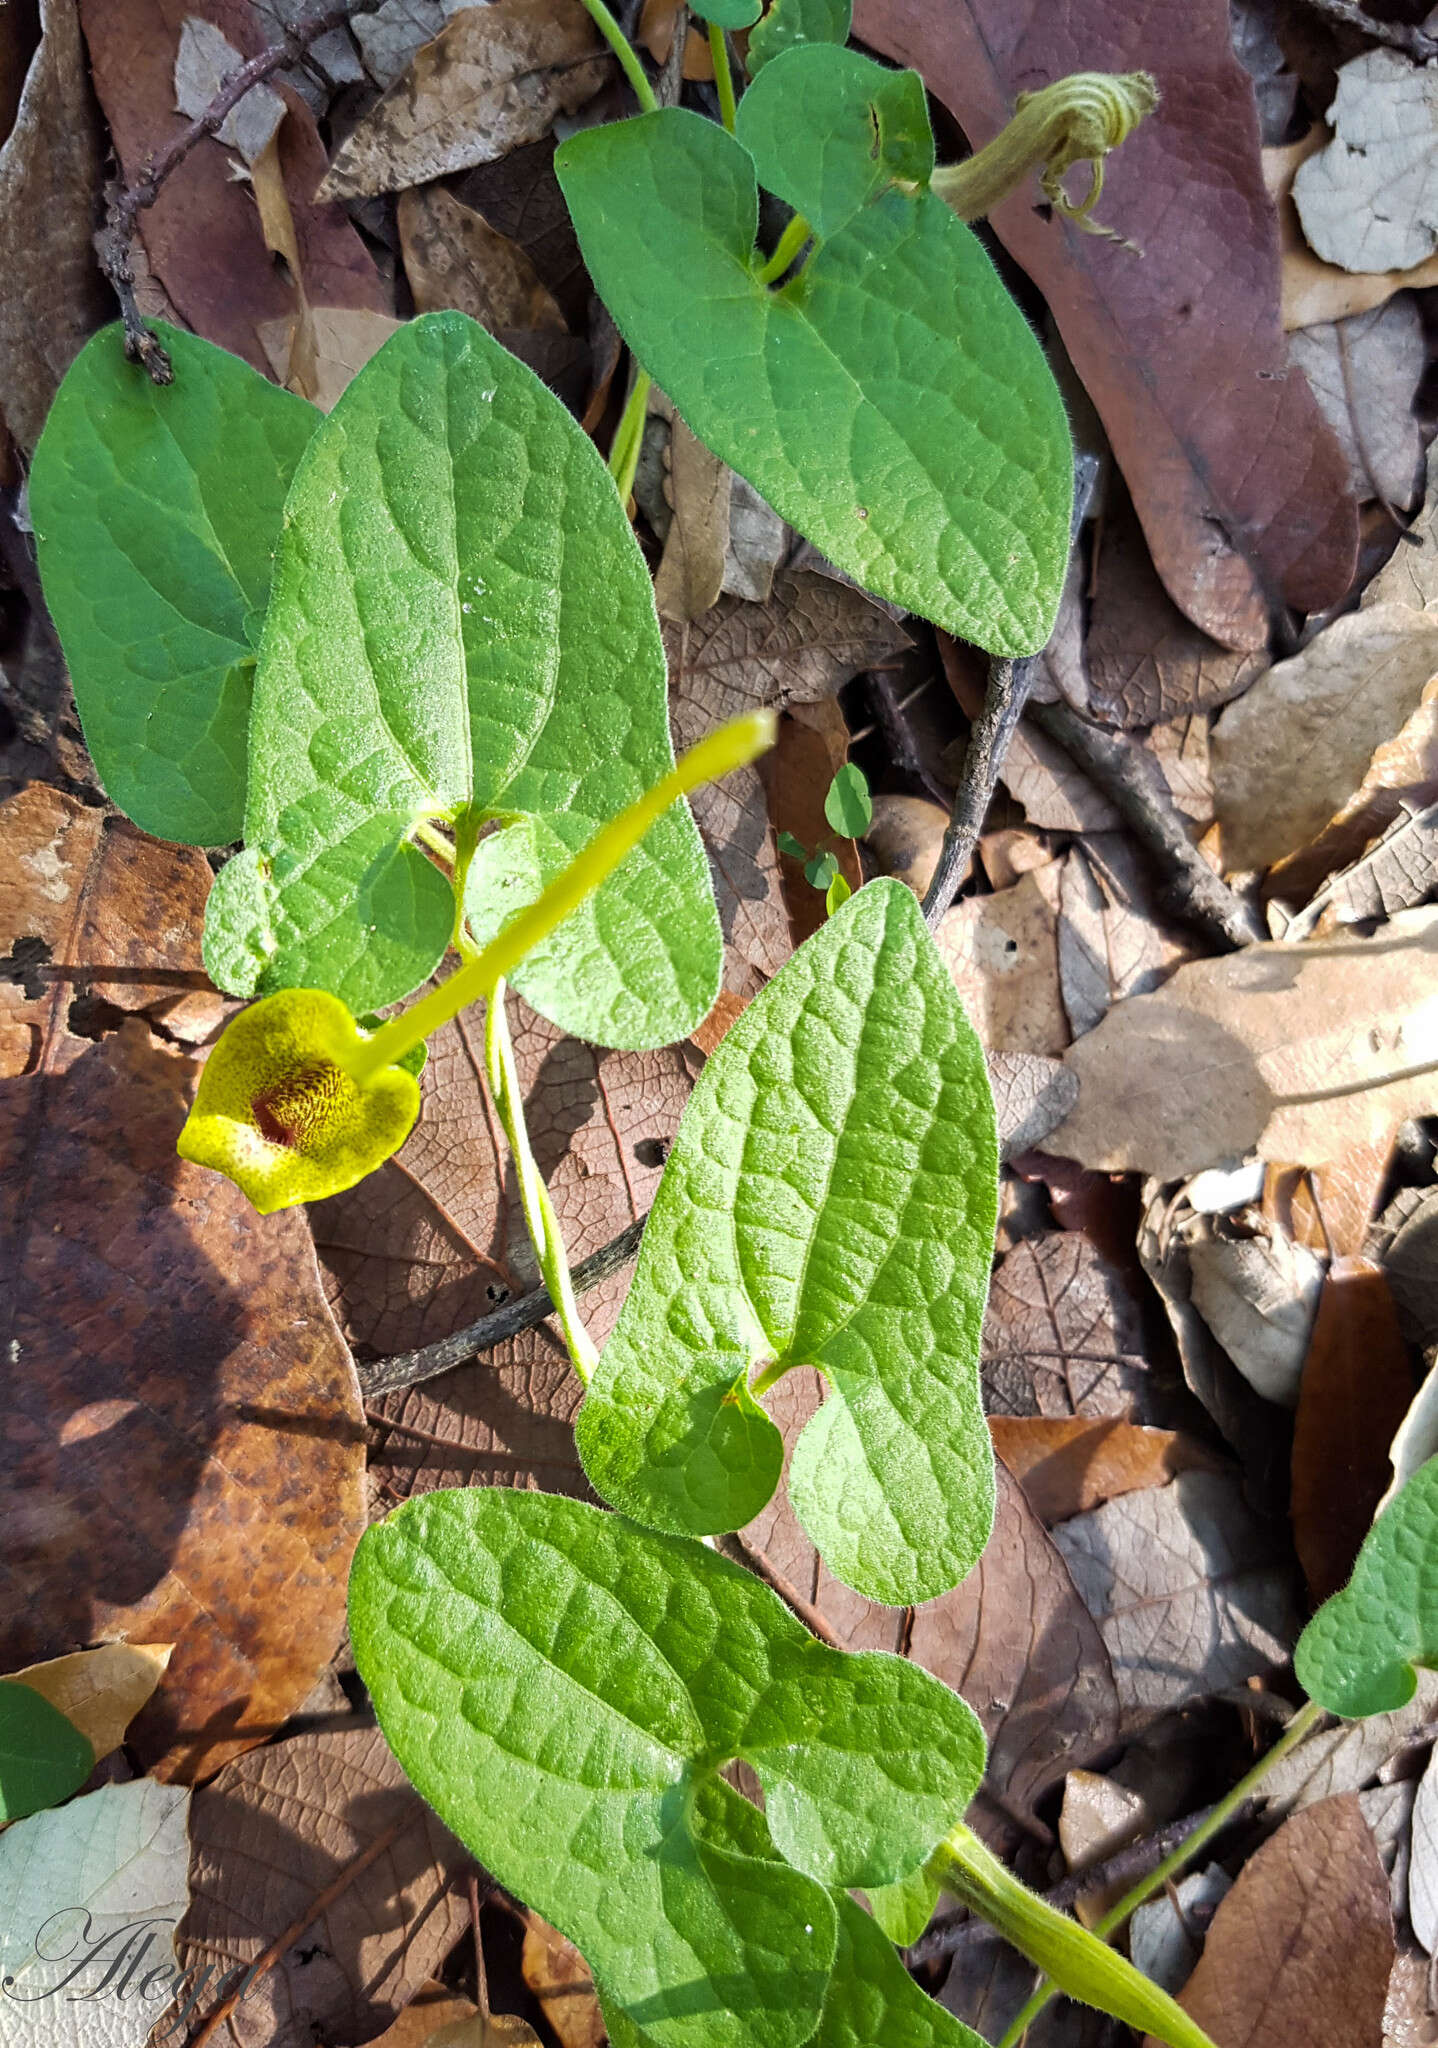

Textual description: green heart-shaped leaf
[577,879,998,1606]
[350,1486,985,2048]
[555,90,1072,655]
[735,46,932,239]
[746,0,850,75]
[29,322,318,845]
[1296,1454,1438,1718]
[205,312,720,1046]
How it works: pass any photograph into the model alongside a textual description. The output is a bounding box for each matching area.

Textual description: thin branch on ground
[1026,699,1265,949]
[95,3,380,379]
[922,455,1100,929]
[1297,0,1438,59]
[356,1217,647,1399]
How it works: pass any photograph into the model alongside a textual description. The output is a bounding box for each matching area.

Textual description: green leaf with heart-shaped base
[29,322,318,846]
[350,1487,985,2048]
[746,0,850,74]
[555,71,1072,655]
[205,312,720,1046]
[577,879,998,1607]
[1296,1454,1438,1718]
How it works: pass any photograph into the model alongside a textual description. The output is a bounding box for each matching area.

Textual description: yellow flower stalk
[179,710,777,1216]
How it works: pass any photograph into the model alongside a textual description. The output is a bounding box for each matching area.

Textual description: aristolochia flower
[177,989,421,1214]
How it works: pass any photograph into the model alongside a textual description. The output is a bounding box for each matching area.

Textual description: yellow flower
[177,989,420,1215]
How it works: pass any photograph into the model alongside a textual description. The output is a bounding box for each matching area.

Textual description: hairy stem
[575,0,658,110]
[484,979,600,1385]
[610,369,653,504]
[996,1697,1327,2046]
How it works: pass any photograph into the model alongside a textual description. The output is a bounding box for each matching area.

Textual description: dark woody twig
[1297,0,1438,60]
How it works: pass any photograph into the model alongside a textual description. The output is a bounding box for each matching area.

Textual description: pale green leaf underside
[29,321,318,846]
[1296,1454,1438,1718]
[350,1487,985,2048]
[555,106,1072,656]
[577,879,999,1607]
[205,311,719,1045]
[746,0,850,74]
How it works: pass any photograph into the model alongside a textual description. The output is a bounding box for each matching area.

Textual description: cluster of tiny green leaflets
[555,39,1074,656]
[1296,1452,1438,1718]
[30,313,722,1052]
[777,761,871,909]
[578,877,998,1607]
[0,1681,94,1823]
[349,1486,991,2048]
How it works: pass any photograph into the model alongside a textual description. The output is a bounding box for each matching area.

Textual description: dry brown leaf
[1057,838,1196,1038]
[1048,909,1438,1177]
[1369,440,1438,614]
[654,417,731,624]
[361,1984,488,2048]
[1303,799,1438,934]
[173,14,284,161]
[1058,1769,1148,1881]
[638,0,712,76]
[1266,132,1438,330]
[1384,1189,1438,1351]
[989,1417,1223,1526]
[398,184,567,335]
[521,1912,605,2048]
[1,1027,364,1779]
[722,475,788,605]
[174,1724,468,2047]
[1186,1220,1324,1407]
[985,1051,1079,1159]
[982,1232,1151,1423]
[451,137,589,330]
[1385,1942,1438,2047]
[935,868,1069,1058]
[6,1641,172,1761]
[1212,606,1438,874]
[0,0,109,451]
[766,700,861,949]
[1291,1257,1415,1605]
[942,636,1123,833]
[1051,1470,1299,1723]
[863,793,950,900]
[259,306,405,408]
[1145,715,1215,832]
[1264,1670,1438,1818]
[1295,51,1438,276]
[353,0,461,88]
[0,784,224,1079]
[1289,298,1426,513]
[1153,1795,1394,2048]
[319,0,612,200]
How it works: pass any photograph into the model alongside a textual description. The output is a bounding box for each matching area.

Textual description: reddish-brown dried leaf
[989,1416,1223,1525]
[0,1026,365,1779]
[313,994,690,1505]
[1291,1257,1415,1607]
[175,1724,468,2048]
[1152,1794,1394,2048]
[522,1912,606,2048]
[78,0,387,370]
[0,784,223,1079]
[854,0,1359,650]
[982,1233,1154,1421]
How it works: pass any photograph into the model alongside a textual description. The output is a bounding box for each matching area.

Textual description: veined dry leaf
[521,1912,605,2048]
[1289,298,1426,512]
[1057,838,1196,1038]
[362,1985,488,2048]
[1051,1469,1299,1722]
[1146,714,1215,831]
[1265,133,1438,330]
[6,1642,172,1762]
[1262,1669,1438,1818]
[989,1417,1223,1526]
[1048,908,1438,1177]
[936,867,1069,1058]
[1295,51,1438,276]
[1291,1257,1415,1605]
[1187,1222,1325,1407]
[0,0,108,452]
[0,1028,364,1779]
[258,306,404,408]
[173,1724,468,2048]
[353,0,465,88]
[451,136,589,330]
[982,1232,1151,1423]
[0,784,223,1081]
[1212,605,1438,874]
[1270,678,1438,907]
[79,0,388,370]
[722,474,788,605]
[1152,1795,1394,2048]
[398,184,567,334]
[319,0,612,200]
[852,0,1359,650]
[1308,799,1438,932]
[986,1051,1078,1159]
[654,416,731,625]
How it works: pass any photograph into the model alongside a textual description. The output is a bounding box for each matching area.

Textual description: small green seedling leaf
[350,1487,986,2048]
[206,311,720,1046]
[746,0,850,74]
[0,1679,94,1822]
[736,46,932,240]
[825,870,851,915]
[823,762,872,838]
[805,848,839,890]
[577,878,999,1605]
[1295,1454,1438,1718]
[777,830,809,861]
[556,91,1072,654]
[29,321,318,846]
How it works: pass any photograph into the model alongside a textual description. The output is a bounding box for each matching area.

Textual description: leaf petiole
[575,0,658,112]
[609,369,652,504]
[709,21,738,130]
[754,210,812,285]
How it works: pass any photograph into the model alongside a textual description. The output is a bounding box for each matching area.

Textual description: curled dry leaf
[1150,1795,1394,2048]
[1187,1220,1325,1408]
[398,185,568,335]
[319,0,613,200]
[0,1028,365,1780]
[1262,1669,1438,1819]
[863,793,951,900]
[1265,132,1438,331]
[1048,908,1438,1178]
[1297,799,1438,935]
[654,416,732,625]
[852,0,1359,650]
[173,1724,468,2048]
[1407,1742,1438,1954]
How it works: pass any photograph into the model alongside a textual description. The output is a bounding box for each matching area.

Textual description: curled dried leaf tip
[177,989,421,1215]
[931,71,1159,246]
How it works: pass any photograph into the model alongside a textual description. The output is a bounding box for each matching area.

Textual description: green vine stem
[484,977,601,1386]
[609,368,653,503]
[755,212,811,286]
[996,1697,1327,2047]
[709,21,738,130]
[928,1823,1220,2048]
[574,0,658,111]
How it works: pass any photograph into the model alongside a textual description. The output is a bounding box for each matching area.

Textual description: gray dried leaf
[1187,1225,1326,1407]
[982,1233,1151,1422]
[1295,51,1438,275]
[1263,1670,1438,1817]
[988,1050,1079,1158]
[174,17,284,163]
[722,475,788,604]
[1289,298,1426,512]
